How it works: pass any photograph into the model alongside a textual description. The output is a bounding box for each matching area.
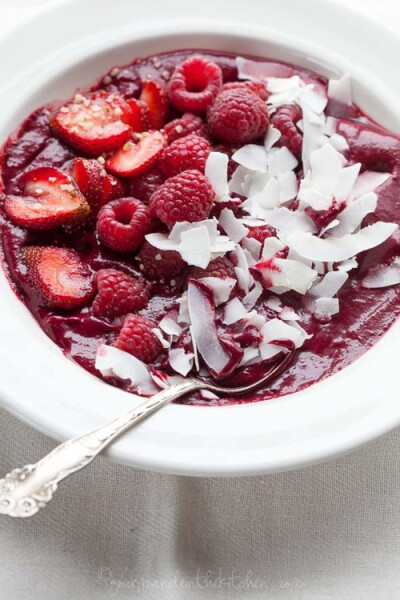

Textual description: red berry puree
[0,50,399,406]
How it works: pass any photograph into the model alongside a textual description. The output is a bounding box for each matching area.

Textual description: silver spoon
[0,350,294,518]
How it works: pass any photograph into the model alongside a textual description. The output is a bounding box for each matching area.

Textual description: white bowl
[0,2,399,476]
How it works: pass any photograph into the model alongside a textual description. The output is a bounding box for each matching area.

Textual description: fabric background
[1,1,399,598]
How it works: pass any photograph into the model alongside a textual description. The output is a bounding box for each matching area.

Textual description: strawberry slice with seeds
[24,246,95,310]
[105,130,167,178]
[71,158,124,210]
[51,91,136,155]
[4,167,90,230]
[139,80,169,129]
[126,98,151,132]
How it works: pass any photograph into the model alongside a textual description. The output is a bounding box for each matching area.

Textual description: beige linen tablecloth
[1,1,400,598]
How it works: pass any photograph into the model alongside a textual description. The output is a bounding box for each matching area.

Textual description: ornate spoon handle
[0,378,201,518]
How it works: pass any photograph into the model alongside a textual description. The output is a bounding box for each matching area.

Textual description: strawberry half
[4,167,90,230]
[126,98,150,132]
[24,246,95,310]
[139,80,169,129]
[51,91,136,155]
[71,158,124,211]
[105,130,167,178]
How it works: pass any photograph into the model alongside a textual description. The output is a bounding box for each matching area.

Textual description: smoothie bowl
[0,21,399,475]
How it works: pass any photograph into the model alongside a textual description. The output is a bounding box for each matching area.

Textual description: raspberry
[138,241,185,280]
[159,134,212,177]
[164,113,208,144]
[223,80,268,101]
[168,56,222,113]
[271,104,303,158]
[127,167,165,203]
[150,169,214,229]
[247,225,277,244]
[97,197,152,253]
[93,268,149,318]
[114,314,162,363]
[188,257,236,281]
[207,89,269,145]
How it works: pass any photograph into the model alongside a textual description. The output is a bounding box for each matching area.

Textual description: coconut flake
[284,222,397,262]
[159,317,183,337]
[229,165,251,195]
[243,282,263,309]
[168,348,194,376]
[266,76,303,107]
[232,144,268,172]
[95,345,158,395]
[260,207,317,234]
[223,298,248,324]
[219,208,249,242]
[146,219,235,268]
[187,280,230,374]
[199,276,236,306]
[180,225,212,268]
[261,318,306,348]
[280,306,300,321]
[314,297,340,319]
[205,152,230,201]
[351,171,391,199]
[330,192,377,237]
[242,237,262,261]
[151,328,170,349]
[362,257,400,288]
[267,146,298,176]
[259,342,287,360]
[261,237,287,259]
[328,73,352,105]
[253,257,318,294]
[264,125,282,151]
[309,270,348,298]
[239,347,261,367]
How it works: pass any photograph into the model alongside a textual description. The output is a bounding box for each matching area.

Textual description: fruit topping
[149,169,214,229]
[93,268,149,318]
[71,157,124,211]
[24,246,94,309]
[159,133,212,177]
[187,256,236,281]
[125,98,151,132]
[96,197,152,253]
[222,80,268,100]
[138,241,185,280]
[207,88,269,145]
[271,104,303,158]
[51,91,136,155]
[139,80,169,129]
[105,130,167,178]
[164,112,208,144]
[127,167,165,203]
[4,167,90,230]
[168,56,223,113]
[114,314,163,362]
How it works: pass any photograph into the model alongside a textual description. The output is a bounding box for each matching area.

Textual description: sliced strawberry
[102,172,125,203]
[51,91,136,155]
[71,158,124,210]
[24,246,95,310]
[126,98,150,132]
[4,167,90,230]
[105,131,167,178]
[139,80,169,129]
[71,157,104,206]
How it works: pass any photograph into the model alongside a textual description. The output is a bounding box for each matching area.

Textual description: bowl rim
[0,11,399,476]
